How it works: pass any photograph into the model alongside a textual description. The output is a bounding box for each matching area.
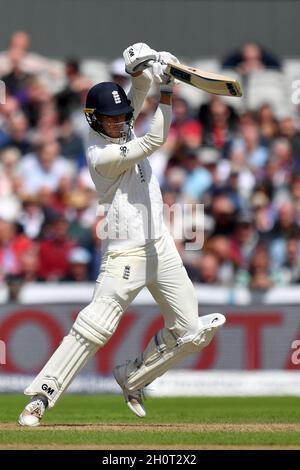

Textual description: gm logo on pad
[42,384,55,395]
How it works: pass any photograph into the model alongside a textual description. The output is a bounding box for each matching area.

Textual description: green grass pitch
[0,394,300,449]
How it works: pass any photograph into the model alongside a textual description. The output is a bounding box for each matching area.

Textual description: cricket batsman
[19,43,226,426]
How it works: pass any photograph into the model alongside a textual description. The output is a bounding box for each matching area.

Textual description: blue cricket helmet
[85,82,134,117]
[84,82,134,141]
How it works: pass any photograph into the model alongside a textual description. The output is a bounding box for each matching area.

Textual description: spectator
[232,212,260,272]
[18,195,45,240]
[279,117,300,164]
[18,140,74,195]
[291,174,300,218]
[65,190,95,248]
[34,100,59,143]
[0,147,21,198]
[198,251,221,284]
[231,122,269,174]
[278,238,300,284]
[0,218,33,281]
[57,117,85,167]
[0,31,56,77]
[195,147,227,205]
[162,166,186,196]
[272,200,300,238]
[198,96,237,152]
[165,97,202,157]
[0,112,32,154]
[222,42,281,72]
[1,47,31,102]
[206,236,236,285]
[267,138,294,192]
[270,201,300,267]
[21,76,52,127]
[18,246,42,282]
[182,148,213,201]
[63,247,92,282]
[256,104,279,142]
[251,189,275,240]
[56,58,91,120]
[225,165,253,211]
[38,214,76,281]
[0,94,21,142]
[210,195,236,236]
[248,244,280,290]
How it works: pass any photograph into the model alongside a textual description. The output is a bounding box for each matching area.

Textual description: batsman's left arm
[127,68,153,121]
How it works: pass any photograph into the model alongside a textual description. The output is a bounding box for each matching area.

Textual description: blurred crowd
[1,31,300,292]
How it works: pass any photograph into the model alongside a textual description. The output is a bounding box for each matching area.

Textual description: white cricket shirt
[85,70,172,252]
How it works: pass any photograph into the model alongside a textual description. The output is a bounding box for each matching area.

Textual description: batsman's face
[99,114,126,138]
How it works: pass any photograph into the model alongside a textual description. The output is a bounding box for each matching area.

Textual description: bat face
[166,62,242,97]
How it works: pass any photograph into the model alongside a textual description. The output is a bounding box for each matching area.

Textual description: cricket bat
[166,62,242,97]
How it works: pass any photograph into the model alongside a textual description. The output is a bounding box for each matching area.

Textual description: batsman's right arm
[88,101,172,178]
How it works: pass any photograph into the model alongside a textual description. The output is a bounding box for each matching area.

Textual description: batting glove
[152,51,180,93]
[158,51,180,66]
[123,43,158,75]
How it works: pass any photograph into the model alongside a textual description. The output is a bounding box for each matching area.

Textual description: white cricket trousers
[96,231,199,337]
[24,231,217,407]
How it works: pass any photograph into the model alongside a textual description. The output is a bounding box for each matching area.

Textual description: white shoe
[113,362,146,418]
[18,395,48,427]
